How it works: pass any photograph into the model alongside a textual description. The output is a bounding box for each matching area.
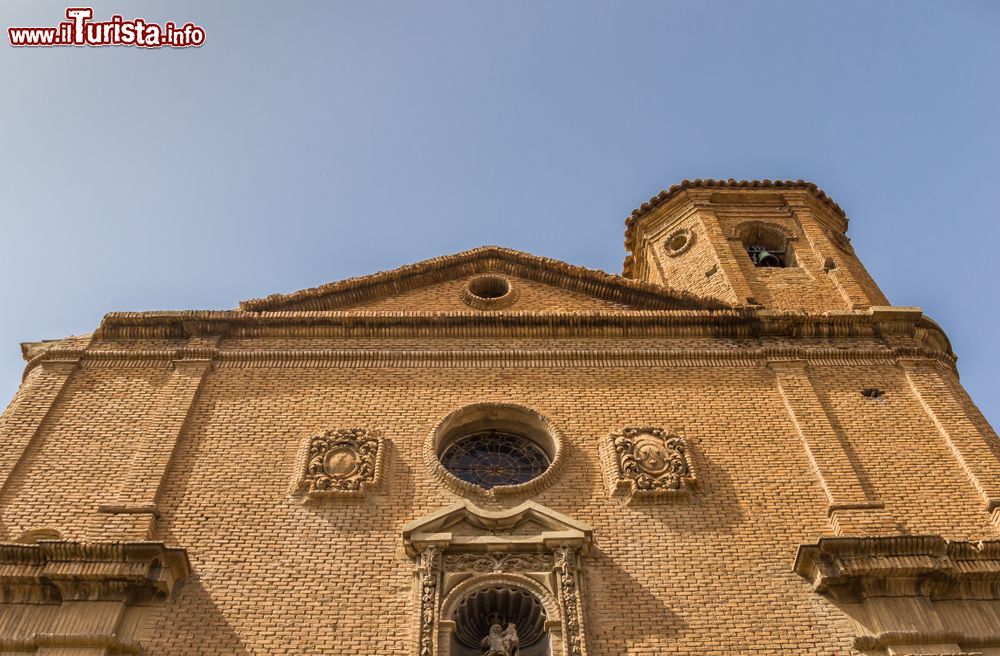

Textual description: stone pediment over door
[239,246,722,313]
[403,501,593,656]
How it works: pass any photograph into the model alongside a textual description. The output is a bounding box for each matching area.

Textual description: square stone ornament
[600,426,696,503]
[293,428,387,499]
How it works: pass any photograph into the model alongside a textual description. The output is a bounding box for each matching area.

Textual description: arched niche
[439,574,561,656]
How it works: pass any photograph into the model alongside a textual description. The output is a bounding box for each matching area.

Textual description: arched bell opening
[450,585,551,656]
[738,223,795,268]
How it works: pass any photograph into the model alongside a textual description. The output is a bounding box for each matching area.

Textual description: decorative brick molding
[601,427,695,503]
[403,501,591,656]
[795,536,1000,654]
[294,428,387,499]
[76,307,957,379]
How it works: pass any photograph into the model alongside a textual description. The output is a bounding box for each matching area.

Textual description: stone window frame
[424,403,565,501]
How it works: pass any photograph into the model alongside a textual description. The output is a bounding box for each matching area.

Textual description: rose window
[439,430,551,490]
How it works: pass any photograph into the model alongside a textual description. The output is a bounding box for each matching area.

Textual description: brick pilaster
[87,358,213,541]
[900,358,1000,529]
[695,210,754,305]
[770,359,897,535]
[0,359,79,511]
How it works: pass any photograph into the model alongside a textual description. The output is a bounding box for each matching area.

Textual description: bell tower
[622,179,889,312]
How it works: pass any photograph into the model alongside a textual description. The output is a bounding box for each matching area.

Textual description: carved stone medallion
[602,426,695,502]
[295,428,386,498]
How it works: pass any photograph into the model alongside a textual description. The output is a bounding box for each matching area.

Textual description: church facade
[1,179,999,655]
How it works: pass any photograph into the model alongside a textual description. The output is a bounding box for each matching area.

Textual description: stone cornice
[23,345,955,377]
[0,540,190,605]
[794,536,1000,602]
[21,308,955,377]
[92,306,939,341]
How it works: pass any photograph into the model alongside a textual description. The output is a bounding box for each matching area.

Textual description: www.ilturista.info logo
[8,8,205,48]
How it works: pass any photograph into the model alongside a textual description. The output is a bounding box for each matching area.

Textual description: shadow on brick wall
[625,444,746,534]
[142,570,252,654]
[582,550,686,651]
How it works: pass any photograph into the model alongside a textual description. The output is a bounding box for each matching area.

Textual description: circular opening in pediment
[461,275,518,310]
[428,403,563,500]
[468,275,510,299]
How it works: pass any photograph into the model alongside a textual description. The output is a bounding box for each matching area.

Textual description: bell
[749,246,782,267]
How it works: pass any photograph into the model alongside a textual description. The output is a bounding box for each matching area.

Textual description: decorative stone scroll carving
[418,545,442,656]
[403,501,592,656]
[601,427,695,503]
[444,552,554,574]
[795,536,1000,654]
[294,428,386,499]
[553,543,584,656]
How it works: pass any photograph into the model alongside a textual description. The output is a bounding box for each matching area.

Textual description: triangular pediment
[240,246,723,312]
[402,500,593,556]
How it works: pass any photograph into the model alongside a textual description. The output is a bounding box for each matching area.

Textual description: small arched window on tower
[739,224,795,268]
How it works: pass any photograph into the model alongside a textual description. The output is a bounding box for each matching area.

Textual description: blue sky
[1,1,998,427]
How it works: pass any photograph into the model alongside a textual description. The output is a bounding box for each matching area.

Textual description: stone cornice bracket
[0,540,190,605]
[794,536,1000,603]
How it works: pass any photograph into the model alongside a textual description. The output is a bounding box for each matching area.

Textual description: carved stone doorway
[403,501,592,656]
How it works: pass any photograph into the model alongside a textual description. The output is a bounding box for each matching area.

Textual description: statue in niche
[503,623,519,655]
[480,623,519,655]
